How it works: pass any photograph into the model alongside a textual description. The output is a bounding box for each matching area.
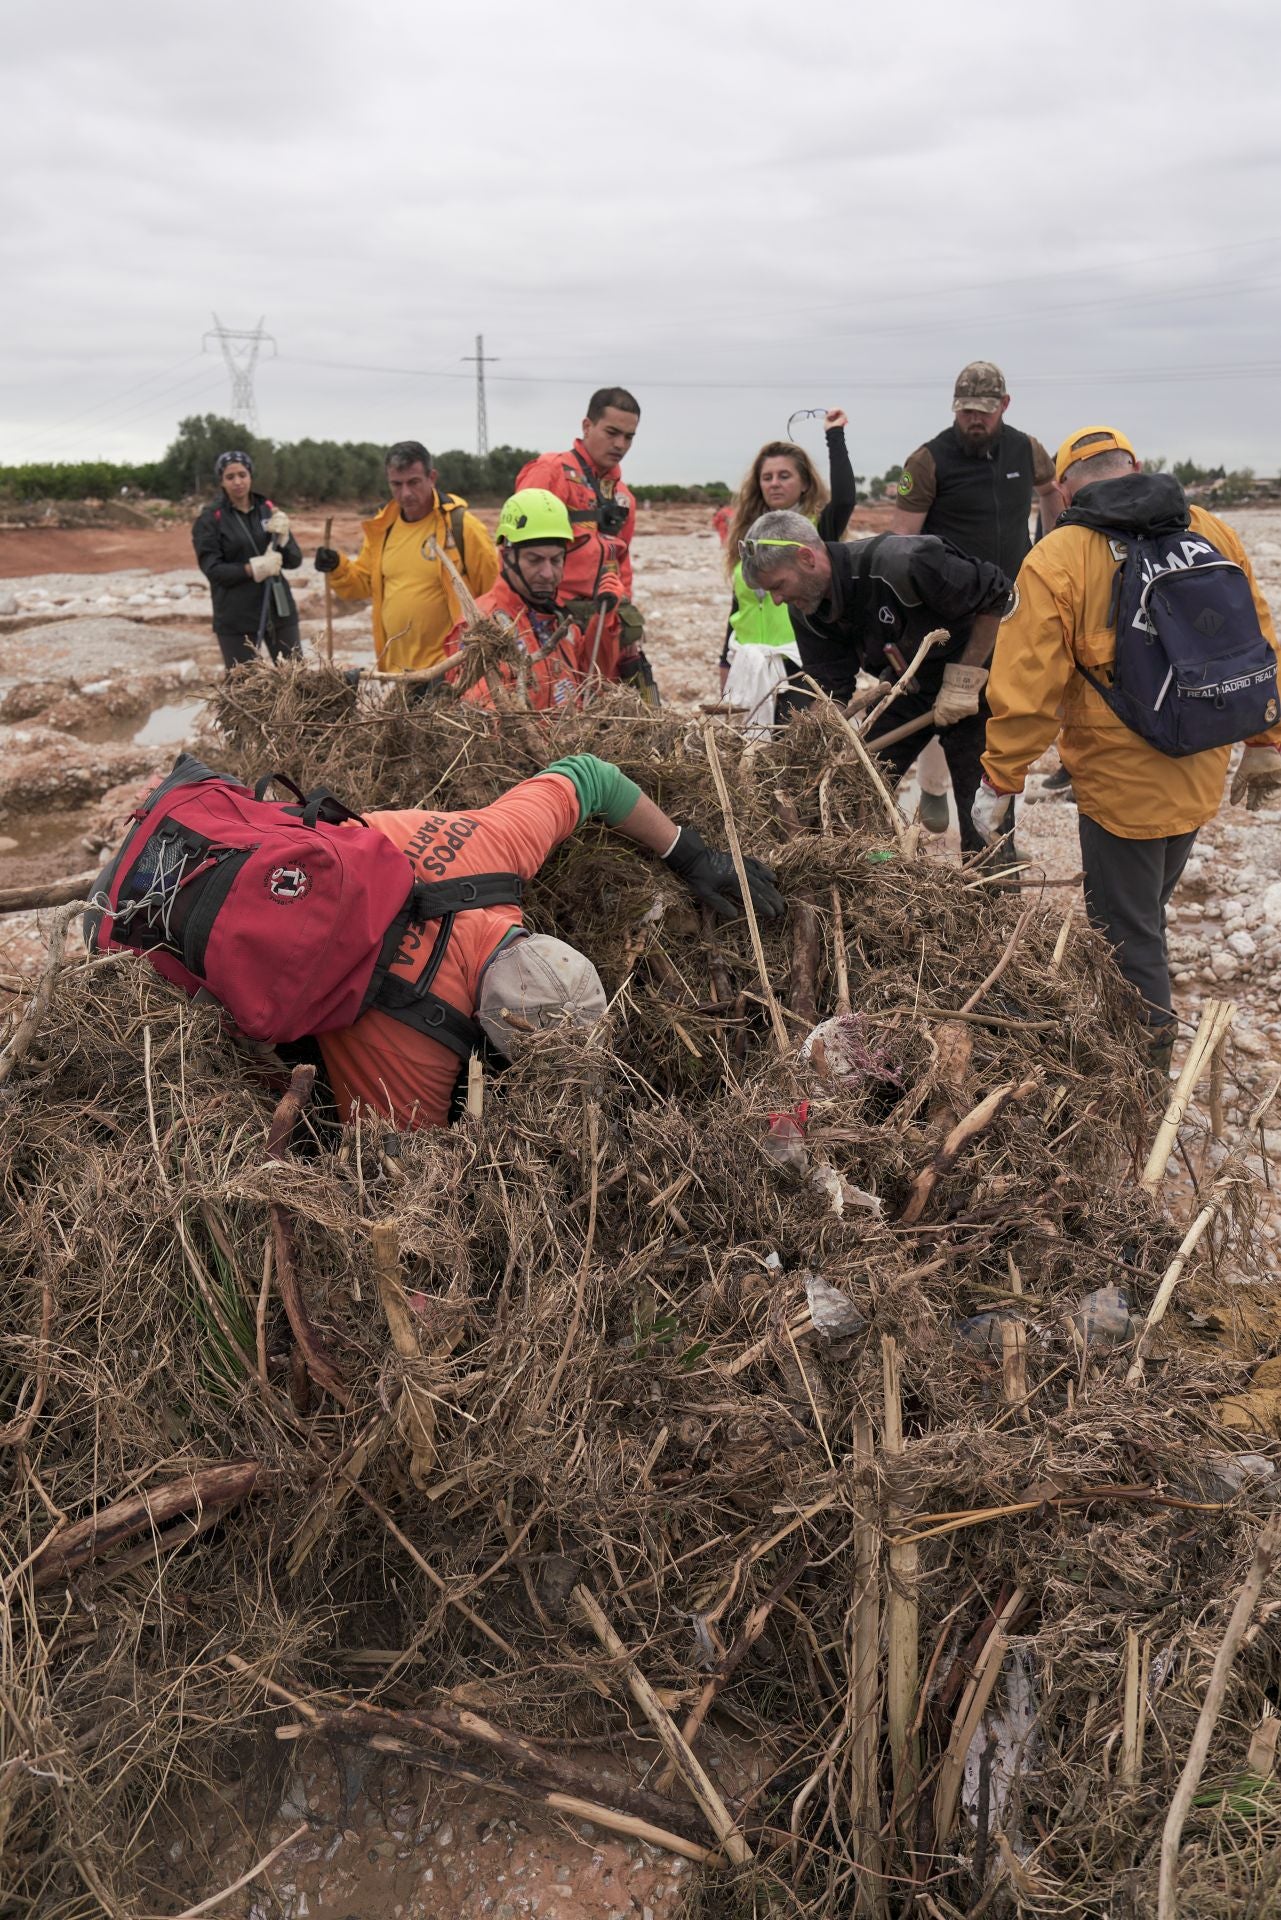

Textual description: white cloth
[722,636,798,740]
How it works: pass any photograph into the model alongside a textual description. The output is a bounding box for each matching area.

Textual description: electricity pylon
[203,314,277,432]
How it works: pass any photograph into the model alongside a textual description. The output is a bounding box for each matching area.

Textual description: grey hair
[386,439,433,472]
[740,509,823,589]
[1063,448,1136,490]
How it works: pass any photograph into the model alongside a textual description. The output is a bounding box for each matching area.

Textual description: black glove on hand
[315,547,341,574]
[663,826,785,922]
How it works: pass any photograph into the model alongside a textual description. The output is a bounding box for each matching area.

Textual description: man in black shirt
[891,361,1065,824]
[739,511,1010,854]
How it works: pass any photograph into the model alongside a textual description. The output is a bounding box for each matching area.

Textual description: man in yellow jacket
[976,425,1281,1070]
[315,440,499,672]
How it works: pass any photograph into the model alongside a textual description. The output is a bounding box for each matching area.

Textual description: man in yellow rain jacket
[975,425,1281,1072]
[315,440,498,672]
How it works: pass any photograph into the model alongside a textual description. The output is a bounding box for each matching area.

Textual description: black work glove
[315,547,341,573]
[663,825,784,922]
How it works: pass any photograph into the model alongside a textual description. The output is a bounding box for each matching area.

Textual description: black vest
[920,424,1036,579]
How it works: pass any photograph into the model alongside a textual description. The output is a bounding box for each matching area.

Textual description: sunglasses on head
[739,537,805,563]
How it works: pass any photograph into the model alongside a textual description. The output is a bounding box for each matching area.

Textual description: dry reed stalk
[1050,907,1074,972]
[572,1583,753,1865]
[817,767,852,1015]
[352,1482,517,1659]
[0,900,81,1086]
[1126,1065,1281,1386]
[1119,1626,1149,1790]
[703,722,789,1053]
[1158,1512,1281,1920]
[278,1719,723,1864]
[30,1461,267,1587]
[286,1413,391,1577]
[882,1337,920,1826]
[857,628,949,736]
[850,1410,885,1916]
[932,1586,1025,1847]
[1140,998,1236,1193]
[466,1050,484,1118]
[897,1076,1038,1225]
[656,1554,808,1793]
[1000,1317,1029,1421]
[371,1221,437,1488]
[0,1281,52,1447]
[143,1824,309,1920]
[322,514,334,665]
[0,870,99,915]
[426,532,484,627]
[957,906,1036,1017]
[266,1064,350,1406]
[278,1698,711,1843]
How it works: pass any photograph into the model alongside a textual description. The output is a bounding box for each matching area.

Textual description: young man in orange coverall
[517,387,655,695]
[315,754,783,1131]
[443,488,593,711]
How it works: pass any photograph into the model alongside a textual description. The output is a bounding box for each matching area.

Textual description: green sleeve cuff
[543,754,642,827]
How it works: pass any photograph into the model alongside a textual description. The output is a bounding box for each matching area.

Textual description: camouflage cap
[952,361,1008,412]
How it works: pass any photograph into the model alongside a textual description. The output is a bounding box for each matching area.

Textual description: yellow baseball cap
[1054,425,1137,483]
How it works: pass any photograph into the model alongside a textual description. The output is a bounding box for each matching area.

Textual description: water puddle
[132,699,203,747]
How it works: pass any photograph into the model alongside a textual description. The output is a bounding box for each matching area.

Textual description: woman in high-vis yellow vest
[719,410,855,730]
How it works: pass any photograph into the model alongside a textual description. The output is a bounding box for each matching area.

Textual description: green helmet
[496,487,574,548]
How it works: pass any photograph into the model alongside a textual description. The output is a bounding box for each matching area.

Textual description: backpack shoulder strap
[446,499,469,581]
[361,870,525,1039]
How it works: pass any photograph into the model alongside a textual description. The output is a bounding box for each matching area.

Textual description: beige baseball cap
[476,933,608,1057]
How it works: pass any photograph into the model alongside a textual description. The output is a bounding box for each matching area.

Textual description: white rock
[0,589,17,615]
[1261,881,1281,930]
[1210,952,1240,980]
[1228,930,1258,960]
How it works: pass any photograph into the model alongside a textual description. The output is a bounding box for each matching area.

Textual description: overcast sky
[2,0,1279,486]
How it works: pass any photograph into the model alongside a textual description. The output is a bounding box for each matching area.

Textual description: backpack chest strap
[361,869,525,1050]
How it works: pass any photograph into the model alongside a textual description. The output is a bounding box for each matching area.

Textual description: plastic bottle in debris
[1067,1285,1134,1349]
[762,1100,809,1175]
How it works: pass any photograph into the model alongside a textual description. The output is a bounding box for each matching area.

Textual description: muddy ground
[3,501,1280,1917]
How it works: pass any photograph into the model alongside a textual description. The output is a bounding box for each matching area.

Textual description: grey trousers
[1078,815,1198,1029]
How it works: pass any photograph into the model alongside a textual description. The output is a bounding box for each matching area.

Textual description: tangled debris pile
[3,663,1280,1920]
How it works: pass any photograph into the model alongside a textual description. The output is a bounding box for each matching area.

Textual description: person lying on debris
[738,511,1012,859]
[191,451,304,672]
[89,752,784,1135]
[442,489,597,710]
[975,425,1281,1079]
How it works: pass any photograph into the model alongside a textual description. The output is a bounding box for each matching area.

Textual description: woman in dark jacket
[192,450,304,670]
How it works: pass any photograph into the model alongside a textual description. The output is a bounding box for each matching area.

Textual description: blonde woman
[720,410,853,727]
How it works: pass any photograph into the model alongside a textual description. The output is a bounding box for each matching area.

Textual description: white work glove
[264,509,291,542]
[248,550,283,582]
[933,663,989,727]
[971,779,1014,844]
[1230,744,1281,810]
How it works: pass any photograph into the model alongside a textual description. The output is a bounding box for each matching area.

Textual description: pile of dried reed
[2,662,1279,1919]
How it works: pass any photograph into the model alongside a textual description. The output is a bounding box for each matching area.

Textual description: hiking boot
[918,789,950,834]
[1042,764,1073,795]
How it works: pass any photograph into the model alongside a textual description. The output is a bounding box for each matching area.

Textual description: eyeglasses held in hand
[786,408,827,440]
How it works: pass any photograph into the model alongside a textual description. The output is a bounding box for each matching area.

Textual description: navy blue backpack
[1079,523,1278,757]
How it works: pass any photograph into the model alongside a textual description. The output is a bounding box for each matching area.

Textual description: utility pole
[461,334,498,456]
[203,314,277,432]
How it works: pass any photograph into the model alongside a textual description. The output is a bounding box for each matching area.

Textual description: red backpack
[87,753,523,1055]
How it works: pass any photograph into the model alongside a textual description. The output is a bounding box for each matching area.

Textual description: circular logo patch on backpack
[267,864,311,901]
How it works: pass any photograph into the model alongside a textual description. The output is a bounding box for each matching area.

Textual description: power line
[203,314,276,431]
[282,350,1281,395]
